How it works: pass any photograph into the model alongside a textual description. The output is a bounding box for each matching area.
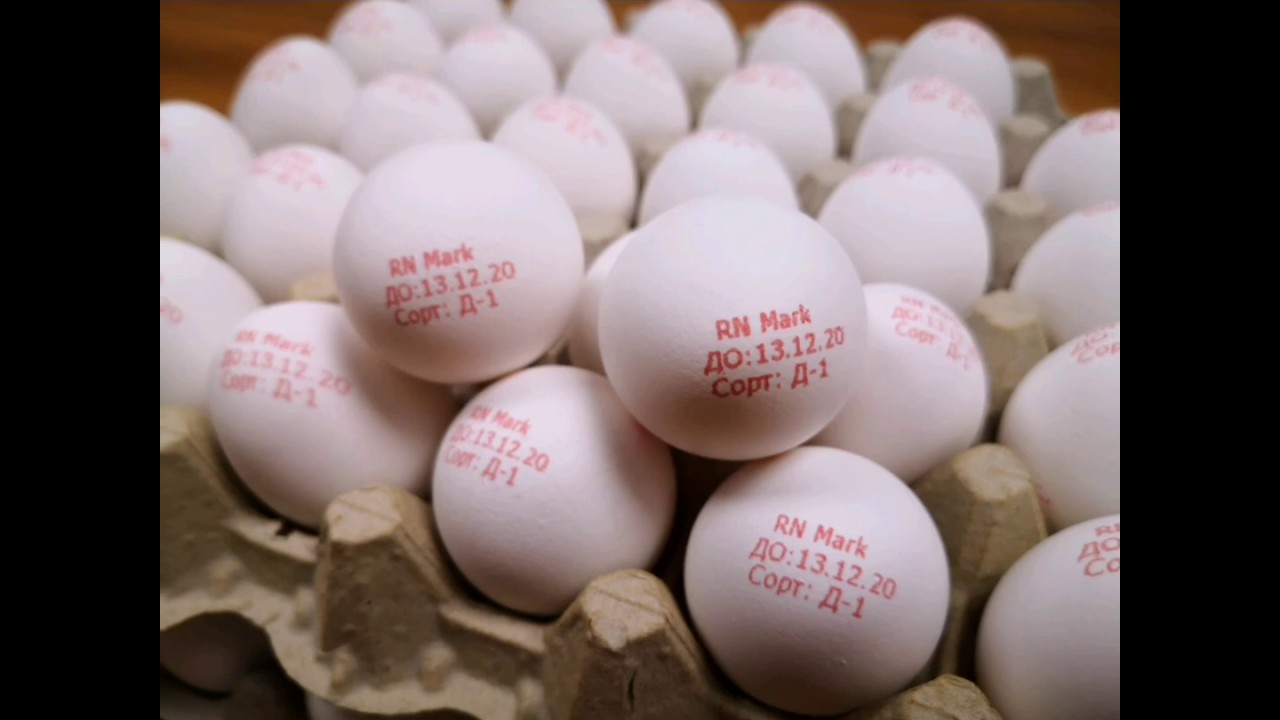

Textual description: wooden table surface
[160,1,1119,117]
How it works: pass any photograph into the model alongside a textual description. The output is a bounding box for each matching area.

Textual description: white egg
[699,63,835,182]
[327,0,444,83]
[817,156,990,315]
[977,515,1121,720]
[566,232,635,374]
[230,36,359,152]
[640,127,797,225]
[159,101,253,251]
[1021,109,1120,215]
[628,0,740,98]
[339,73,480,172]
[1012,202,1120,346]
[432,366,676,615]
[685,446,950,715]
[999,322,1120,529]
[405,0,504,44]
[492,96,636,228]
[564,35,690,155]
[222,145,363,302]
[813,284,987,482]
[436,23,558,135]
[159,614,270,695]
[882,16,1016,121]
[208,302,456,528]
[598,196,866,460]
[160,239,263,409]
[853,76,1001,201]
[332,141,583,384]
[745,2,867,110]
[509,0,616,76]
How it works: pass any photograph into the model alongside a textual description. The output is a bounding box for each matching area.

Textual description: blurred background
[160,1,1119,116]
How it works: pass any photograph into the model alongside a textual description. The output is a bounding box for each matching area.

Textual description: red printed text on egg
[888,294,980,371]
[1069,323,1120,365]
[1080,110,1120,136]
[930,19,999,51]
[160,274,185,325]
[333,3,392,37]
[1077,520,1120,578]
[703,305,845,399]
[251,148,329,191]
[247,46,301,84]
[440,403,552,487]
[908,77,983,120]
[740,513,902,622]
[217,329,353,410]
[382,243,520,328]
[373,74,444,105]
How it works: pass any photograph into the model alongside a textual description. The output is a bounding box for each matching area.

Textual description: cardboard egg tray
[161,38,1084,720]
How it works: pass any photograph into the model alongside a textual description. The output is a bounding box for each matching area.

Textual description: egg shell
[432,365,677,616]
[1021,109,1120,215]
[159,613,270,695]
[207,302,456,528]
[745,2,867,110]
[509,0,615,76]
[340,73,480,172]
[332,141,583,384]
[406,0,504,44]
[628,0,740,96]
[160,239,264,409]
[598,196,867,460]
[327,0,444,83]
[566,232,635,374]
[998,322,1119,529]
[492,96,637,227]
[1012,202,1120,346]
[700,63,836,182]
[813,283,987,482]
[230,36,359,152]
[853,76,1001,201]
[684,446,950,715]
[437,23,558,135]
[639,127,798,225]
[817,156,990,315]
[159,101,254,251]
[976,514,1121,720]
[222,145,363,302]
[564,35,690,155]
[882,16,1016,121]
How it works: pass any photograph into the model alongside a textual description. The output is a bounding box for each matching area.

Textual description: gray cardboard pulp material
[836,93,877,159]
[865,41,902,93]
[913,445,1047,679]
[965,291,1051,433]
[986,190,1055,291]
[577,214,631,267]
[999,114,1052,188]
[162,403,1034,719]
[798,158,855,218]
[636,133,684,185]
[290,273,341,305]
[1011,58,1069,129]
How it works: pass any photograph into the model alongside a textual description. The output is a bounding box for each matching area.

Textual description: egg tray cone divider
[163,389,1048,719]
